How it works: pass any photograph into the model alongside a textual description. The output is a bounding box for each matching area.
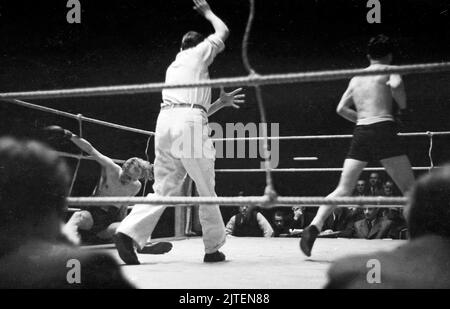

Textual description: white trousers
[117,108,226,253]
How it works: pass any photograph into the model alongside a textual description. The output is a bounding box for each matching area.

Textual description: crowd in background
[62,170,409,243]
[225,172,408,240]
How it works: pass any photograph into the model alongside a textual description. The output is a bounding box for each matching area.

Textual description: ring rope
[293,157,318,161]
[214,167,436,173]
[68,204,403,212]
[56,151,125,164]
[55,150,435,173]
[242,0,275,197]
[141,135,153,196]
[5,99,448,141]
[1,63,449,100]
[67,196,407,208]
[428,131,434,170]
[68,115,83,196]
[3,99,154,136]
[242,0,256,76]
[211,131,450,141]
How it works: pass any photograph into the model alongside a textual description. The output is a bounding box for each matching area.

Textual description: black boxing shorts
[79,206,125,243]
[347,121,406,162]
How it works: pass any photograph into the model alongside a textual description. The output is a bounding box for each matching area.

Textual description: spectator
[351,207,393,239]
[322,207,365,238]
[225,199,273,237]
[272,211,290,237]
[0,137,133,288]
[340,207,365,238]
[382,180,408,239]
[288,206,314,235]
[353,179,367,196]
[326,165,450,288]
[367,172,383,196]
[385,208,408,239]
[382,180,396,197]
[320,180,366,237]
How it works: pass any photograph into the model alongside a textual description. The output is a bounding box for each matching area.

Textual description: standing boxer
[300,35,415,256]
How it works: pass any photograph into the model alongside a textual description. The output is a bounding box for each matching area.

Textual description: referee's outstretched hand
[219,87,246,109]
[193,0,212,16]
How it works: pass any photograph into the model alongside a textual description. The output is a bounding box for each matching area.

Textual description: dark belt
[161,103,207,114]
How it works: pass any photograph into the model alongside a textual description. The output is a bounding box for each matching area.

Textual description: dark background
[1,0,449,234]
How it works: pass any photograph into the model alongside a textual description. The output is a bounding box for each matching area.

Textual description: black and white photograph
[0,0,450,292]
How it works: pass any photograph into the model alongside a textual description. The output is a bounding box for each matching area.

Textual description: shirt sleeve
[225,215,236,235]
[257,213,274,237]
[194,34,225,66]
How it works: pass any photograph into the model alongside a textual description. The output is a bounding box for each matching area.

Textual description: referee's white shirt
[162,34,225,110]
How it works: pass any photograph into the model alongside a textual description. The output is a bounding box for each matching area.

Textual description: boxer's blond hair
[122,157,153,181]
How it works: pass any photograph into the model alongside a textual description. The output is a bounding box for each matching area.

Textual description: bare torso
[94,177,141,197]
[351,64,395,122]
[93,167,141,210]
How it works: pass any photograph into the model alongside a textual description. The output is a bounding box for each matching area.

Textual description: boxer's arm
[208,88,245,117]
[389,74,409,126]
[193,0,229,42]
[336,82,357,123]
[69,135,118,170]
[389,74,407,110]
[43,125,116,169]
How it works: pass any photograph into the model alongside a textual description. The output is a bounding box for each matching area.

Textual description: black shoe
[299,225,320,257]
[137,242,173,255]
[203,251,226,263]
[113,232,140,265]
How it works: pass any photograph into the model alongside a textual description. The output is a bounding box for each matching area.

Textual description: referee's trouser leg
[182,156,226,254]
[117,110,188,249]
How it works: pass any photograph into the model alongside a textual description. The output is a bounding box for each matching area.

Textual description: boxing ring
[86,237,403,289]
[1,0,449,288]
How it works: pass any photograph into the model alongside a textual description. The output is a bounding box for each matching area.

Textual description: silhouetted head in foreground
[0,137,70,254]
[406,165,450,239]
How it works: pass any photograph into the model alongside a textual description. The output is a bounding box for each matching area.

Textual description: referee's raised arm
[193,0,229,42]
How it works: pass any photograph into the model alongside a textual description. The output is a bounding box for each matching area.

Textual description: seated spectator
[0,137,133,288]
[322,207,365,238]
[381,180,407,238]
[351,207,393,239]
[382,180,396,197]
[288,206,314,233]
[367,172,384,196]
[385,208,408,239]
[352,179,367,196]
[272,211,290,237]
[225,203,273,237]
[326,165,450,288]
